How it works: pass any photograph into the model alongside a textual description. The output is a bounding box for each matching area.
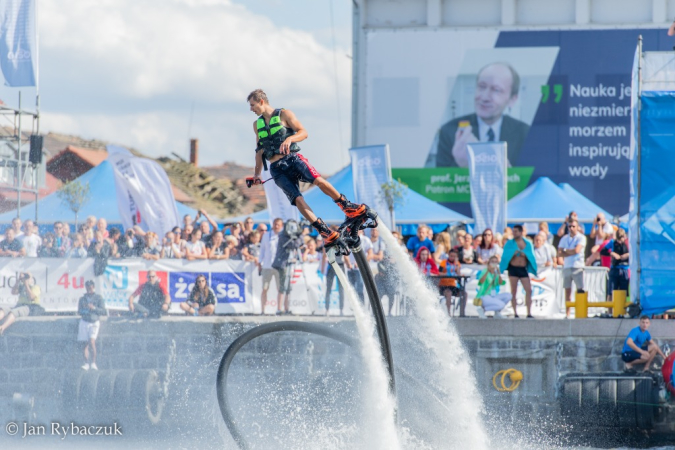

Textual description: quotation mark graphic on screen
[541,84,563,103]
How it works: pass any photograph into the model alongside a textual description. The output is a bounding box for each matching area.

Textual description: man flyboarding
[247,89,371,252]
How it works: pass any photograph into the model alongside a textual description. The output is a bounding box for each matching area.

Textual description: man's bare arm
[253,122,263,178]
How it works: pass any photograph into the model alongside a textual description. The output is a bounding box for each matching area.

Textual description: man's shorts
[77,320,101,341]
[622,347,648,363]
[269,153,320,206]
[277,266,293,294]
[507,264,529,279]
[2,305,29,318]
[562,267,584,290]
[608,267,630,293]
[262,268,280,291]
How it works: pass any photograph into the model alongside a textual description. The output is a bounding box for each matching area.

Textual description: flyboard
[216,207,395,450]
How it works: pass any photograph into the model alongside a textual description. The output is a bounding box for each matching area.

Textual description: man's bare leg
[261,287,269,315]
[277,292,284,314]
[295,197,318,223]
[313,177,340,200]
[565,288,572,317]
[509,277,520,316]
[521,277,533,316]
[444,290,453,315]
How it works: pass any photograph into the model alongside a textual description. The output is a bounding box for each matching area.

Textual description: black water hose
[216,321,357,450]
[353,247,396,397]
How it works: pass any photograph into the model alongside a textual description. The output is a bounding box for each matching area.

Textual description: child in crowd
[242,231,261,263]
[414,247,439,276]
[66,234,88,258]
[303,237,321,263]
[439,250,466,316]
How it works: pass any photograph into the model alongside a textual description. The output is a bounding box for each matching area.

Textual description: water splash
[378,224,489,449]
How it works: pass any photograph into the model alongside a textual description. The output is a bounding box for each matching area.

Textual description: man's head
[183,214,192,226]
[474,63,520,124]
[147,270,159,285]
[639,315,651,332]
[5,228,14,241]
[568,219,580,236]
[110,228,121,240]
[11,217,21,232]
[417,225,427,240]
[53,221,64,236]
[24,220,33,236]
[200,221,211,234]
[513,224,524,239]
[272,218,284,234]
[85,279,95,294]
[371,228,379,240]
[258,223,268,233]
[248,89,269,115]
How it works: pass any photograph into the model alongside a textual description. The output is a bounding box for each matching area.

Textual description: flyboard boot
[334,194,379,248]
[312,218,349,256]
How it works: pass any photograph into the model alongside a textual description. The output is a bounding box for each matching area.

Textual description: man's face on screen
[474,64,516,123]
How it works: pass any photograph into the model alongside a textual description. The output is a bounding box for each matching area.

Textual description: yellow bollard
[575,291,588,319]
[613,290,627,317]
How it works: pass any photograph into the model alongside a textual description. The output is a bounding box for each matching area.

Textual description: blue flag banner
[0,0,36,87]
[467,142,507,235]
[350,145,392,229]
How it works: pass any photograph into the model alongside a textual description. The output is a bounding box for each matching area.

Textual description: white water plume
[378,224,490,449]
[330,253,401,450]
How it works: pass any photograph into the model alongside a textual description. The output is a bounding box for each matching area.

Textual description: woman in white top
[476,228,502,264]
[303,238,321,263]
[184,229,207,260]
[533,232,555,272]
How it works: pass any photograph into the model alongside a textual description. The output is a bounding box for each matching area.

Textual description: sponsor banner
[392,167,533,203]
[350,145,392,229]
[0,259,607,317]
[467,142,507,235]
[107,145,180,237]
[0,0,36,87]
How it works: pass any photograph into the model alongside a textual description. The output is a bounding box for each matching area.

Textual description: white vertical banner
[0,0,36,87]
[467,142,507,235]
[350,145,392,229]
[262,168,299,224]
[107,145,180,236]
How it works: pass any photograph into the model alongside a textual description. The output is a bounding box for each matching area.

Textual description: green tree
[379,178,407,228]
[57,180,91,228]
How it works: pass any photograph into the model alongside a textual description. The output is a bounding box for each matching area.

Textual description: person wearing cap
[77,280,107,371]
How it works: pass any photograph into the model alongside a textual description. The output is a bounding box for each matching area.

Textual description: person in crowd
[88,230,113,276]
[345,229,373,303]
[414,247,439,276]
[439,249,466,316]
[198,221,213,246]
[369,227,386,265]
[259,218,283,314]
[0,272,41,334]
[500,225,537,318]
[161,231,183,259]
[323,226,347,316]
[302,237,321,263]
[196,209,218,241]
[458,233,476,264]
[533,232,555,272]
[0,228,25,257]
[557,211,579,238]
[315,235,324,253]
[257,223,268,235]
[85,216,97,240]
[475,256,511,319]
[207,231,229,260]
[53,221,71,255]
[78,280,107,371]
[436,62,530,168]
[242,231,261,263]
[242,217,255,238]
[503,227,513,242]
[226,236,241,260]
[558,219,587,317]
[453,230,466,251]
[601,228,630,302]
[116,229,136,258]
[407,225,436,257]
[141,232,161,261]
[38,233,61,257]
[106,228,121,258]
[476,228,502,264]
[494,232,504,248]
[66,234,88,258]
[181,224,194,242]
[182,213,194,228]
[20,220,41,257]
[96,218,109,239]
[473,234,483,249]
[179,274,216,316]
[622,316,665,373]
[433,231,451,265]
[230,223,246,253]
[128,270,170,319]
[425,226,434,242]
[539,222,553,244]
[587,226,615,267]
[184,228,208,261]
[590,212,614,248]
[9,217,23,239]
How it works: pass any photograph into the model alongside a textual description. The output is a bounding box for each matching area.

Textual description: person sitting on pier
[622,316,665,373]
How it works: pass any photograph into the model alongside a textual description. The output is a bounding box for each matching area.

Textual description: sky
[0,0,353,174]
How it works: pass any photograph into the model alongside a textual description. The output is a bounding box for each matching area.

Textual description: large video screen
[363,28,671,215]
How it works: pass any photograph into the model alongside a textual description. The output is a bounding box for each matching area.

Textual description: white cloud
[37,0,352,173]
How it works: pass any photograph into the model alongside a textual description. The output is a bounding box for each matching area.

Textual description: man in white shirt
[557,219,587,316]
[258,218,283,314]
[20,220,41,257]
[344,230,373,303]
